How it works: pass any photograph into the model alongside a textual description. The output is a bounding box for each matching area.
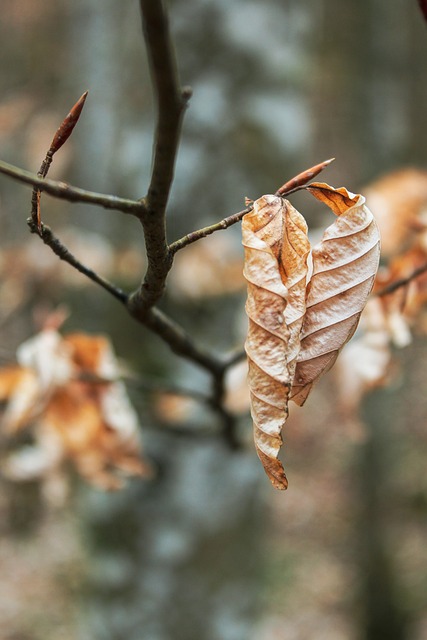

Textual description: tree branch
[169,206,252,255]
[168,158,335,255]
[0,0,338,451]
[129,0,192,313]
[0,159,143,215]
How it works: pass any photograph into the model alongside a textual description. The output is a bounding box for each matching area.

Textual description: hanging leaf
[242,195,310,489]
[290,183,381,406]
[243,182,380,489]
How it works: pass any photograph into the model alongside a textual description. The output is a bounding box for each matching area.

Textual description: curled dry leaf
[243,195,310,489]
[291,183,381,405]
[243,183,380,489]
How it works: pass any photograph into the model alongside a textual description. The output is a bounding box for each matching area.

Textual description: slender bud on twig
[275,158,335,196]
[49,91,89,155]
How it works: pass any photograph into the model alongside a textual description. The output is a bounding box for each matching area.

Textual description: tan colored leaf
[290,183,381,406]
[243,195,310,489]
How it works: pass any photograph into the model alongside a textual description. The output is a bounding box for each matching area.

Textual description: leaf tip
[256,447,289,490]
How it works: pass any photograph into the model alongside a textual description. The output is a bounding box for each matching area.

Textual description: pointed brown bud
[275,158,335,196]
[49,91,88,155]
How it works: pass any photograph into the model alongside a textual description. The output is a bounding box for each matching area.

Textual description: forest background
[1,1,427,639]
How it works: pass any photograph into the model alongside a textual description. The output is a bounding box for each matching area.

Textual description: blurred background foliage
[1,1,427,639]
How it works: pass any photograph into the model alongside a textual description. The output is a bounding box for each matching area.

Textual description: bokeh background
[1,1,427,639]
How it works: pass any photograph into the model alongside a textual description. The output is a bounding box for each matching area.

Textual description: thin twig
[168,159,334,255]
[169,206,252,255]
[0,160,143,215]
[374,262,427,297]
[31,91,90,232]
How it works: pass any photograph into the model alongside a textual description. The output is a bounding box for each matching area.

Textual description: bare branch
[129,0,192,313]
[30,92,90,231]
[169,206,252,255]
[139,0,191,215]
[0,160,143,215]
[169,159,334,255]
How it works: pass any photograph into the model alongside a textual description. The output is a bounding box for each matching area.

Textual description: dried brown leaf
[290,183,381,405]
[243,181,380,489]
[243,195,310,489]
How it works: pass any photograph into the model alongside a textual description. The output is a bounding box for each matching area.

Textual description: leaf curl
[242,195,310,489]
[243,182,380,490]
[290,183,381,405]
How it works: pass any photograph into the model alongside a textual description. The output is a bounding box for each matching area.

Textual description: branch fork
[2,0,398,449]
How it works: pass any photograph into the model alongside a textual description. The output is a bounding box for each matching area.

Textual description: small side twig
[31,91,89,231]
[23,92,130,306]
[0,160,143,215]
[169,158,335,255]
[168,206,252,255]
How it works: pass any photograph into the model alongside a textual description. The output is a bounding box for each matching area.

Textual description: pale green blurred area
[1,1,427,640]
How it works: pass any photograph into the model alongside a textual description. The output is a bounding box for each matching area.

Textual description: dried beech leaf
[290,183,381,405]
[243,195,310,489]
